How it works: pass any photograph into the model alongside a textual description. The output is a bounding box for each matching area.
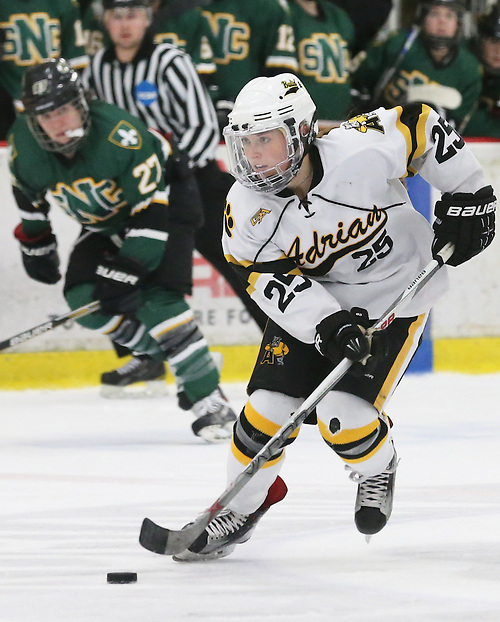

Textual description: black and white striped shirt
[82,38,219,168]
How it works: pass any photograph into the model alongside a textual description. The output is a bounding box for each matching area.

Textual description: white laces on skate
[205,510,248,540]
[347,455,399,506]
[192,388,231,418]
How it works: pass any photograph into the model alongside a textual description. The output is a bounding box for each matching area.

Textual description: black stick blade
[139,518,169,554]
[139,516,210,555]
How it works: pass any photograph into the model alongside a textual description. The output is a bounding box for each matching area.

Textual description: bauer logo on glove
[432,185,496,267]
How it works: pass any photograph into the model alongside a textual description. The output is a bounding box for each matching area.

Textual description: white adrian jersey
[222,105,487,345]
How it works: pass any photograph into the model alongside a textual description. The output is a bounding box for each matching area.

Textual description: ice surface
[1,373,500,621]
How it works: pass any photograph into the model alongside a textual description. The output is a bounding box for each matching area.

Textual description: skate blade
[100,379,168,399]
[173,544,236,562]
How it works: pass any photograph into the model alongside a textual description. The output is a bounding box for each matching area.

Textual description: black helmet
[418,0,466,50]
[21,58,90,154]
[477,2,500,40]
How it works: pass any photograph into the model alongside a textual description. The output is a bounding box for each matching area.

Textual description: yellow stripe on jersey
[318,417,379,445]
[413,104,430,159]
[374,313,426,412]
[224,253,254,268]
[244,401,300,439]
[395,104,430,177]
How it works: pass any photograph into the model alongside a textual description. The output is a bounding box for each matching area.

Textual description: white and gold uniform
[220,103,487,517]
[223,104,485,339]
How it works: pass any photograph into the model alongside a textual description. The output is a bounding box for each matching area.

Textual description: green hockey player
[8,58,236,443]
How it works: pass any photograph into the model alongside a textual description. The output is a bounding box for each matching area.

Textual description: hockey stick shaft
[139,242,453,555]
[0,301,101,352]
[372,26,420,104]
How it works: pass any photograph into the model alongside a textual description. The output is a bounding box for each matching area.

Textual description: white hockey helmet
[223,73,318,193]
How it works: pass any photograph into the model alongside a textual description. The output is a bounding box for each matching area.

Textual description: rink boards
[0,139,499,387]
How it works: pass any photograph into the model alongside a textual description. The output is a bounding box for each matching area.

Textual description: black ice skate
[100,355,167,398]
[173,476,288,562]
[351,447,398,540]
[191,386,237,443]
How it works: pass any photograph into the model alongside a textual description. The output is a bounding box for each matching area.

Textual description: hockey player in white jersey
[173,73,496,561]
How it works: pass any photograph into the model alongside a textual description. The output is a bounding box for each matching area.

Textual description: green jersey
[289,0,355,121]
[352,29,483,125]
[0,0,88,104]
[9,101,170,271]
[81,0,105,57]
[154,7,217,80]
[461,73,500,138]
[201,0,298,101]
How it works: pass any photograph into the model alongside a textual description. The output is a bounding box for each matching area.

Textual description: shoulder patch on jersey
[108,121,143,150]
[342,112,385,134]
[251,208,271,225]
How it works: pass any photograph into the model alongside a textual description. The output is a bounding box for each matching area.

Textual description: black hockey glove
[14,224,61,284]
[315,309,371,362]
[93,254,149,315]
[315,308,389,372]
[432,185,496,267]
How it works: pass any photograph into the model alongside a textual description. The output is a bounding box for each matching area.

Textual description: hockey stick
[0,301,101,352]
[139,242,454,555]
[372,26,421,105]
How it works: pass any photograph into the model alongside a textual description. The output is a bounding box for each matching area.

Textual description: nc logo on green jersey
[299,33,350,82]
[1,13,60,64]
[108,121,142,150]
[204,14,250,61]
[51,178,127,225]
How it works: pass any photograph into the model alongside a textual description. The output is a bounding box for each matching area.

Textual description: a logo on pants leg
[260,336,289,365]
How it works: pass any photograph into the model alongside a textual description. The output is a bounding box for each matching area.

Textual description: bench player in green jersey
[200,0,299,124]
[461,2,500,138]
[8,58,236,443]
[351,0,482,128]
[288,0,356,131]
[152,1,218,102]
[0,0,88,110]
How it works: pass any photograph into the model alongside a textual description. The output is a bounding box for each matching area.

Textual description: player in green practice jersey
[288,0,355,129]
[351,0,482,127]
[8,58,236,443]
[0,0,88,109]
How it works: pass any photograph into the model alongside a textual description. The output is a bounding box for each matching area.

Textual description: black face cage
[27,93,90,154]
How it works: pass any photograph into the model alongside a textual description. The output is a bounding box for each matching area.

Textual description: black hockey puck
[107,572,137,584]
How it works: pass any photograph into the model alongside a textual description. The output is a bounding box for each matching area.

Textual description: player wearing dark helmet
[21,59,91,155]
[416,0,466,54]
[8,58,237,443]
[351,0,481,127]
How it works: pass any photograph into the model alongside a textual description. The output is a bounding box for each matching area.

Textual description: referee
[83,0,267,393]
